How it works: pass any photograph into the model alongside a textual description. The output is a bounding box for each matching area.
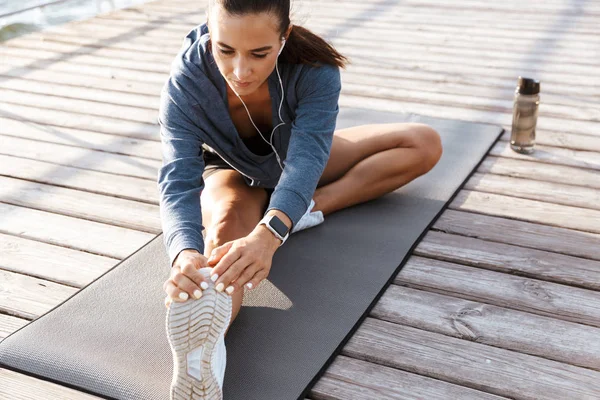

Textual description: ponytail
[281,24,349,69]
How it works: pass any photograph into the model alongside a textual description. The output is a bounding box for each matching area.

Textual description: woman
[159,0,442,398]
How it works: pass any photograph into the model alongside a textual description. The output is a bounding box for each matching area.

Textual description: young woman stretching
[158,0,442,398]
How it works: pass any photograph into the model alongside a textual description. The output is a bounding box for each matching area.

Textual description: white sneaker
[166,267,232,400]
[291,199,324,233]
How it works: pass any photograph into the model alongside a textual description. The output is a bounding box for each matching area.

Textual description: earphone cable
[230,47,286,171]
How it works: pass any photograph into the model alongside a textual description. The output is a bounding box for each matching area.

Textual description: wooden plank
[433,210,600,261]
[0,63,163,96]
[489,141,600,171]
[28,24,600,73]
[148,0,600,19]
[450,190,600,234]
[0,77,161,110]
[82,14,600,50]
[75,12,600,56]
[45,18,600,59]
[465,172,600,211]
[0,46,170,74]
[314,16,600,44]
[0,368,104,400]
[19,31,176,54]
[8,37,600,104]
[0,135,161,179]
[477,156,600,189]
[0,203,153,260]
[2,38,173,64]
[0,118,161,159]
[339,83,599,124]
[396,256,600,329]
[0,233,117,287]
[51,21,600,74]
[377,282,600,370]
[0,314,28,340]
[0,269,78,320]
[0,154,159,204]
[339,95,600,138]
[341,82,599,129]
[0,88,158,125]
[102,6,600,33]
[0,53,167,83]
[0,176,161,233]
[344,318,600,400]
[498,130,600,153]
[311,355,507,400]
[3,47,596,116]
[98,1,600,30]
[415,231,600,290]
[0,103,158,140]
[3,58,596,120]
[337,70,599,110]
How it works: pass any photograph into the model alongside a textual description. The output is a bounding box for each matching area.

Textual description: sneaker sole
[166,268,232,400]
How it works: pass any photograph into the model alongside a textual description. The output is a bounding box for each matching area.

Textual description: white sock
[291,199,324,233]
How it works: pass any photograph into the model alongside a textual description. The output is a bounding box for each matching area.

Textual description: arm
[157,75,206,267]
[264,64,342,232]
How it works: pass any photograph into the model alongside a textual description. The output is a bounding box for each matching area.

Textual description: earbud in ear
[278,39,286,56]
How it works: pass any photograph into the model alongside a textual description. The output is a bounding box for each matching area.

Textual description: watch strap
[258,215,289,246]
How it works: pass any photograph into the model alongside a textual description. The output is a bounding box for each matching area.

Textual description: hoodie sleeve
[265,64,341,229]
[157,75,206,267]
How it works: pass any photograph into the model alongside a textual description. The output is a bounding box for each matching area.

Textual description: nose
[232,57,252,81]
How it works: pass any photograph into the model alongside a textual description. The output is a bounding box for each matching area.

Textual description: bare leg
[313,123,443,216]
[200,170,270,336]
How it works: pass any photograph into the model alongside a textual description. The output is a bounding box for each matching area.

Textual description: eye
[218,49,268,59]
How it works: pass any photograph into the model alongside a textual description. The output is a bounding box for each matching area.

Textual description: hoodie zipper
[205,145,261,185]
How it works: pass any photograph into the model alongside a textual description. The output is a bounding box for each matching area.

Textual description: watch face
[270,216,289,237]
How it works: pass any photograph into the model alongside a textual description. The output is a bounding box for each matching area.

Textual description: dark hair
[207,0,350,69]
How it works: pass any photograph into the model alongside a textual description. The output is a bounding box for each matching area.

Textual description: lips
[233,80,251,86]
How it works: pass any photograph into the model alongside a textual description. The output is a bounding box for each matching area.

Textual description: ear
[284,24,293,40]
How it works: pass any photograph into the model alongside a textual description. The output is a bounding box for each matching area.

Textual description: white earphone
[229,37,288,171]
[278,38,286,56]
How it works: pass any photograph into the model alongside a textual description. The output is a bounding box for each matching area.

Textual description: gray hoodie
[157,23,341,266]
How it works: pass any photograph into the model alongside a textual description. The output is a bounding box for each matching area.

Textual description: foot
[166,267,232,400]
[291,199,324,233]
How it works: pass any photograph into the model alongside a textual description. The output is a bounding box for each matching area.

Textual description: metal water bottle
[510,77,540,154]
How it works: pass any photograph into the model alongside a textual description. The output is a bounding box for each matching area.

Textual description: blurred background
[0,0,152,41]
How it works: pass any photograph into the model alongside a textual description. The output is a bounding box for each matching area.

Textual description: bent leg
[200,170,270,334]
[314,122,443,216]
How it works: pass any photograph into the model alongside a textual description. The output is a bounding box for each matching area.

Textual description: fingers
[163,279,191,303]
[212,253,246,294]
[209,245,240,284]
[233,263,264,292]
[208,241,234,266]
[240,268,270,290]
[180,262,209,292]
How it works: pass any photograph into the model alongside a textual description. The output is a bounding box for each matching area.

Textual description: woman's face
[208,6,283,96]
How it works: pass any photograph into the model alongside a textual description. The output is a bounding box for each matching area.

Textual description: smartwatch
[258,214,290,246]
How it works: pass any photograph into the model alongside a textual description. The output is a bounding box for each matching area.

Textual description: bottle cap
[516,76,540,95]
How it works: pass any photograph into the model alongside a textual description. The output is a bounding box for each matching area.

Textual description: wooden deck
[1,0,599,398]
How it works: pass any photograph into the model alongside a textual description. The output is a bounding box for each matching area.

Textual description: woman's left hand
[207,228,280,295]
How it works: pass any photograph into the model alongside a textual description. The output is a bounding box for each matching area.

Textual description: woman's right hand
[164,249,210,308]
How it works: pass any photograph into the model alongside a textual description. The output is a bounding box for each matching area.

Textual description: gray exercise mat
[0,108,503,400]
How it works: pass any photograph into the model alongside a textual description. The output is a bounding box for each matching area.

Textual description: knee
[411,124,443,173]
[205,199,258,250]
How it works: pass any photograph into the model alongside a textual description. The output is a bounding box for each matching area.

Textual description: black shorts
[202,150,233,181]
[202,150,275,196]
